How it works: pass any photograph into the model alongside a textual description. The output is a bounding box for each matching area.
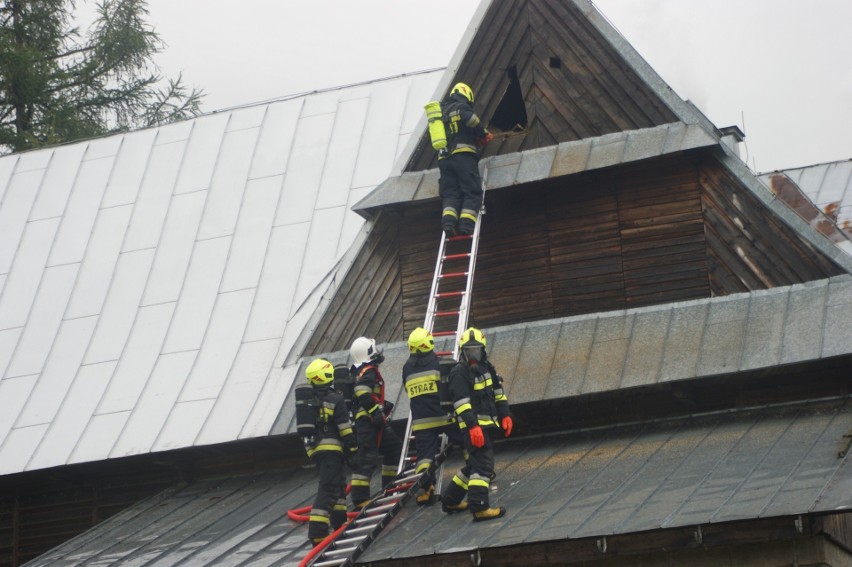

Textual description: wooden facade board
[699,161,844,288]
[406,0,678,172]
[307,154,842,358]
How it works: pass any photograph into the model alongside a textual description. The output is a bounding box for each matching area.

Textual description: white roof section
[0,70,443,475]
[769,159,852,233]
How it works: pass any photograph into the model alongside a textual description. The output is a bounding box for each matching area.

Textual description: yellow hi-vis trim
[442,208,459,218]
[469,478,490,489]
[309,514,330,525]
[351,478,370,487]
[452,475,468,490]
[406,374,439,398]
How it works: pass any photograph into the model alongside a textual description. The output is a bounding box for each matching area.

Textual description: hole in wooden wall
[488,65,528,134]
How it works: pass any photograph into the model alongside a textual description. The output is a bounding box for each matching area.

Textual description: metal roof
[26,397,852,566]
[270,275,852,434]
[759,159,852,251]
[355,122,717,215]
[0,70,444,476]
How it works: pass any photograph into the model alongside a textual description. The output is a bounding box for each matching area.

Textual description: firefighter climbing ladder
[303,168,488,567]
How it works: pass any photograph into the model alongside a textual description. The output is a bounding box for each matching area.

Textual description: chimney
[719,125,745,159]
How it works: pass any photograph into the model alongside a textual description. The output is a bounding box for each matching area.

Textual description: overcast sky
[81,0,852,173]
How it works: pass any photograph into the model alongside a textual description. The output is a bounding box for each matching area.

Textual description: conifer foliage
[0,0,203,152]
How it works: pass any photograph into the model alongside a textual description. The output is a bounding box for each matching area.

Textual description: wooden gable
[405,0,678,171]
[304,153,846,355]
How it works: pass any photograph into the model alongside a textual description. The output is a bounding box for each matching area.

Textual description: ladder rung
[447,234,473,241]
[343,524,378,535]
[312,559,347,567]
[374,494,402,505]
[334,533,369,547]
[443,252,470,260]
[436,311,460,317]
[364,502,396,515]
[435,291,465,298]
[354,515,383,526]
[432,331,456,337]
[439,271,468,279]
[435,350,453,357]
[324,545,360,557]
[394,472,421,484]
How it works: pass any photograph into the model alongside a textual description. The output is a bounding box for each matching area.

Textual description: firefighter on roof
[440,327,513,521]
[436,82,493,238]
[296,358,358,545]
[402,327,465,505]
[348,337,403,508]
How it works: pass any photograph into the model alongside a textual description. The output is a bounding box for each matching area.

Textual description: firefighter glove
[469,425,485,448]
[501,416,513,438]
[476,131,494,147]
[382,400,394,416]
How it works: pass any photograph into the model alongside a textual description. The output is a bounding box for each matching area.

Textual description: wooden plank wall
[301,212,405,356]
[699,159,845,293]
[405,0,678,171]
[301,153,845,359]
[397,156,712,335]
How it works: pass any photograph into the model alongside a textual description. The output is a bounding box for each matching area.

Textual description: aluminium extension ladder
[306,168,488,567]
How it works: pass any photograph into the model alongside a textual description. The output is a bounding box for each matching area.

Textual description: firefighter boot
[472,506,506,522]
[457,218,475,235]
[441,500,469,514]
[416,483,436,506]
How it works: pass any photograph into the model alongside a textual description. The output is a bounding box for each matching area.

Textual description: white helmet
[350,336,383,366]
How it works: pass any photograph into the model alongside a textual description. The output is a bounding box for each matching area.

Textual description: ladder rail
[396,164,488,474]
[309,165,489,567]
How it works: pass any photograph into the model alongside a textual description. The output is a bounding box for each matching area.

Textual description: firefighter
[348,337,403,508]
[402,327,464,505]
[441,327,513,521]
[297,358,358,545]
[438,82,494,238]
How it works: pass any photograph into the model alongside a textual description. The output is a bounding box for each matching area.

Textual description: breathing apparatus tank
[424,101,448,152]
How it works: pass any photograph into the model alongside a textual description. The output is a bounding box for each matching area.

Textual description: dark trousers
[441,426,496,512]
[438,152,482,228]
[309,451,347,540]
[414,422,465,486]
[350,418,403,504]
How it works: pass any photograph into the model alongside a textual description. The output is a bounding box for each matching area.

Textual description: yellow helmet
[451,82,474,103]
[305,358,335,386]
[408,327,434,354]
[458,327,486,348]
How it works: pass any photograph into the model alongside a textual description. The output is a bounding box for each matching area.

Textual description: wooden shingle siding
[302,212,404,355]
[406,0,678,172]
[699,160,845,292]
[303,153,844,359]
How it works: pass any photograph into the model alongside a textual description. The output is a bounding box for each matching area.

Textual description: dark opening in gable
[488,65,527,134]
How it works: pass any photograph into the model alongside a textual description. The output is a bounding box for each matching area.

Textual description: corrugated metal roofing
[270,275,852,434]
[0,70,444,476]
[759,159,852,249]
[26,397,852,566]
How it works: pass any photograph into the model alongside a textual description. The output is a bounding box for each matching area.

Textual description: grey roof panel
[29,399,852,566]
[267,276,852,440]
[354,123,717,216]
[359,398,852,562]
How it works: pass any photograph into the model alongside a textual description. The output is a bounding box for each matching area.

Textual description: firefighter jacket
[447,359,510,431]
[352,364,385,421]
[402,351,455,432]
[295,384,356,458]
[442,93,488,157]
